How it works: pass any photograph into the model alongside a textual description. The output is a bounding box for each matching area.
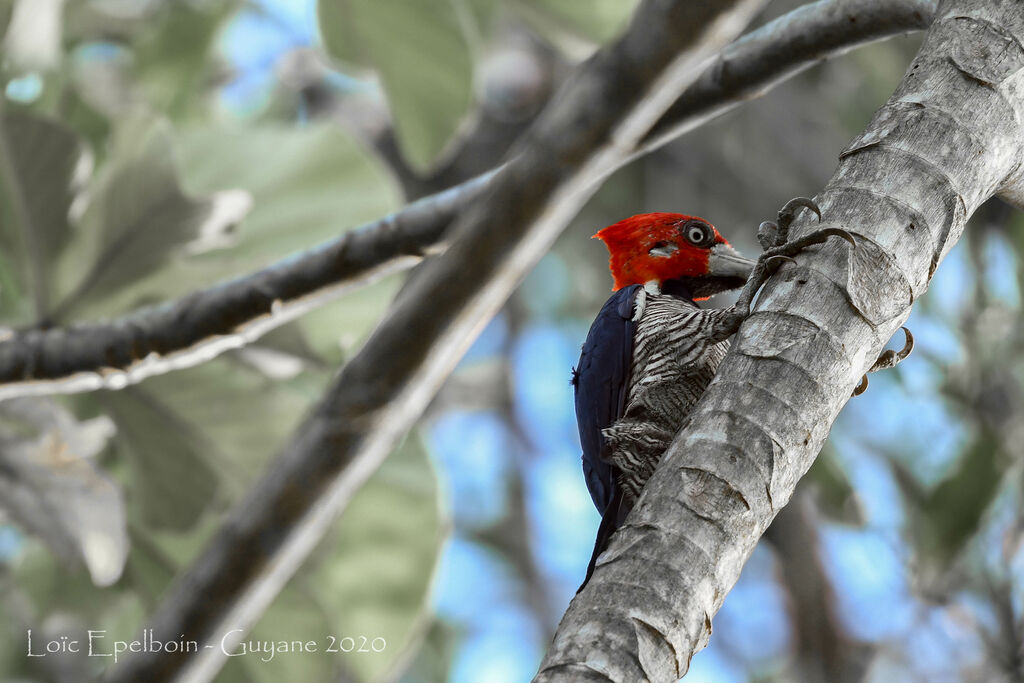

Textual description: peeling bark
[536,1,1024,680]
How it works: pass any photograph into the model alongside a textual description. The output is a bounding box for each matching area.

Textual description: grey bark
[105,1,773,681]
[0,0,936,400]
[535,1,1024,680]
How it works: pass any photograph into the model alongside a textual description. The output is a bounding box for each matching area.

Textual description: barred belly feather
[601,293,730,502]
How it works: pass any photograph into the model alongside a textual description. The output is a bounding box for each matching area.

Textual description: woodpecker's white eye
[683,221,714,247]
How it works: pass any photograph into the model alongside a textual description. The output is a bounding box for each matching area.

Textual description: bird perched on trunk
[571,198,855,589]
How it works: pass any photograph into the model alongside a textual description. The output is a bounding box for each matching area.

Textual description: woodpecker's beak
[708,243,755,279]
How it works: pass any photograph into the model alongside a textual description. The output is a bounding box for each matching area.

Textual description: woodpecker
[571,199,854,588]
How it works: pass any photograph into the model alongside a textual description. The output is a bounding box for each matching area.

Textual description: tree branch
[104,1,773,680]
[0,0,938,401]
[0,170,496,400]
[637,0,937,157]
[536,1,1024,679]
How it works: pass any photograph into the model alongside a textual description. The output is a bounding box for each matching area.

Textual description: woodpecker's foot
[758,197,822,250]
[713,199,853,343]
[852,327,914,396]
[762,227,856,261]
[734,202,854,319]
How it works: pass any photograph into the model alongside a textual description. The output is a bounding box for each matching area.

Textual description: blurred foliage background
[0,0,1021,681]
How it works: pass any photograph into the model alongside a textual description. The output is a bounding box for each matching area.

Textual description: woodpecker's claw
[772,197,822,246]
[779,196,822,225]
[732,199,854,323]
[764,254,798,270]
[762,226,854,261]
[868,326,914,372]
[820,227,857,248]
[852,327,914,396]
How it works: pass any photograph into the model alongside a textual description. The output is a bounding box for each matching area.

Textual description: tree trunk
[536,1,1024,680]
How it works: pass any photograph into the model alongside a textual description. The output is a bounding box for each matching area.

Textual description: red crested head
[593,213,754,293]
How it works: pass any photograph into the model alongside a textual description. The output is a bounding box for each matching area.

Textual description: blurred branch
[473,298,562,635]
[981,578,1024,680]
[637,0,936,157]
[104,0,772,680]
[0,0,937,400]
[350,36,562,302]
[376,36,561,200]
[765,491,869,683]
[474,469,559,633]
[538,1,1024,679]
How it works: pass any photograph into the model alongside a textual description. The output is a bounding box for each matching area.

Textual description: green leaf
[224,589,338,683]
[461,0,500,42]
[132,0,239,118]
[98,122,401,358]
[890,429,1005,566]
[12,539,142,631]
[99,388,221,531]
[514,0,638,47]
[10,358,443,680]
[0,0,13,36]
[0,110,84,317]
[233,322,329,379]
[318,0,475,171]
[56,117,218,318]
[59,70,115,151]
[0,110,81,260]
[0,247,29,321]
[0,608,25,680]
[97,356,322,534]
[121,359,317,488]
[122,517,338,683]
[64,1,153,43]
[13,541,99,616]
[396,619,457,683]
[62,121,396,322]
[122,523,210,606]
[176,123,398,267]
[297,277,402,365]
[11,538,161,680]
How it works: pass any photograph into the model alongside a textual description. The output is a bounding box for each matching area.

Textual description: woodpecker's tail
[578,489,629,592]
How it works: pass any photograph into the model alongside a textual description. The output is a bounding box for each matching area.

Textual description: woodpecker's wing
[572,285,640,519]
[572,285,639,589]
